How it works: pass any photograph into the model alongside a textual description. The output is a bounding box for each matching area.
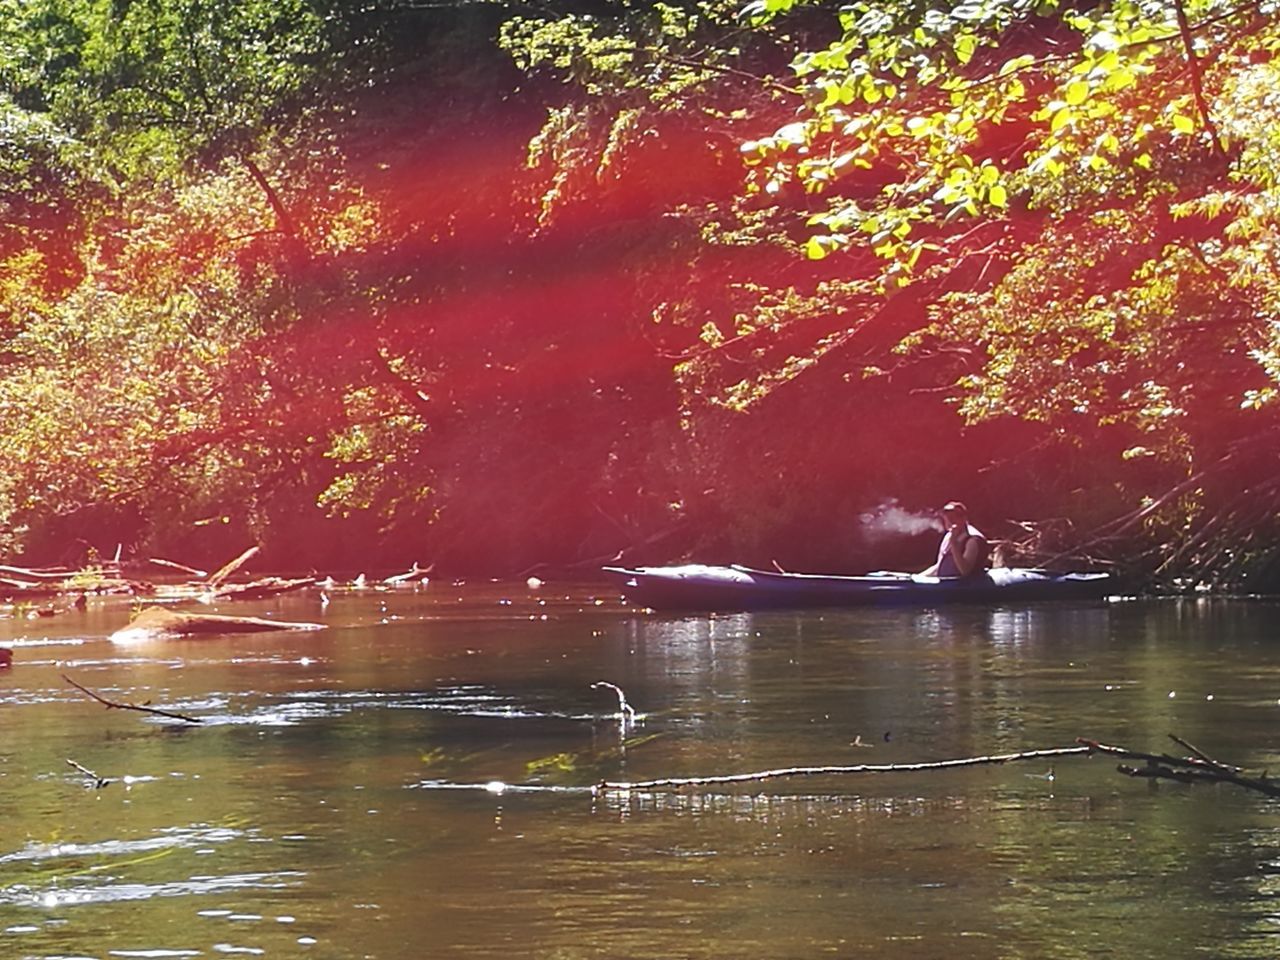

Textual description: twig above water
[66,758,113,789]
[62,673,203,724]
[591,681,637,725]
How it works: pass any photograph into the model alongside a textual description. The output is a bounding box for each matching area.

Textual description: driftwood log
[145,546,315,601]
[110,606,324,643]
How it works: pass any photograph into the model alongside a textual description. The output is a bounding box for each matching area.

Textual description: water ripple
[0,827,245,866]
[275,685,608,722]
[4,870,305,908]
[408,779,590,795]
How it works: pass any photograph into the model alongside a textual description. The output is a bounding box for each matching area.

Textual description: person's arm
[949,530,987,576]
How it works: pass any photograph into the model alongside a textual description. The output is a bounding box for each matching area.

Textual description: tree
[0,0,385,562]
[505,0,1280,583]
[740,0,1280,584]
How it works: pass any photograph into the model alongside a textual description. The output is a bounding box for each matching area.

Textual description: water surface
[2,583,1279,958]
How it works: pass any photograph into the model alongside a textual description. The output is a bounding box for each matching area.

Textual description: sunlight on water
[6,636,90,648]
[5,871,305,908]
[0,827,245,867]
[408,779,589,795]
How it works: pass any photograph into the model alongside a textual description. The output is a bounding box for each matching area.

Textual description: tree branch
[1173,0,1227,156]
[597,745,1091,791]
[596,737,1280,798]
[66,758,113,789]
[63,674,202,724]
[239,153,302,244]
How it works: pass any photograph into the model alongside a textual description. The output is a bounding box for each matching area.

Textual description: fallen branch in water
[207,545,260,588]
[1079,736,1280,797]
[148,557,209,578]
[66,758,113,789]
[597,745,1092,792]
[596,736,1280,797]
[205,576,315,601]
[384,562,433,584]
[0,564,77,581]
[591,680,637,725]
[62,673,203,724]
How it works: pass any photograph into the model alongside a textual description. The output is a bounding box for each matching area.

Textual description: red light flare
[238,112,802,421]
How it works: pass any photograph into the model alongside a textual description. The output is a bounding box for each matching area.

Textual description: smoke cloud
[859,499,943,543]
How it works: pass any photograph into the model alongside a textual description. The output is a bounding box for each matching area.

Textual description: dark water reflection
[3,584,1280,958]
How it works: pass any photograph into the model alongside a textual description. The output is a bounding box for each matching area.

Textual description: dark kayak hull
[603,564,1114,611]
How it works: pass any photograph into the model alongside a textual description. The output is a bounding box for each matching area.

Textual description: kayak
[603,564,1114,611]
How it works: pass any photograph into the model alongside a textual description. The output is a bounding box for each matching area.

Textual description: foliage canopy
[0,0,1277,585]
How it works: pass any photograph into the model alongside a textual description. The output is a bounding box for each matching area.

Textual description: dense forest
[1,0,1278,588]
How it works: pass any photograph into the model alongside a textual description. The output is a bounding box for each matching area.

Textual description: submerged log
[110,606,325,643]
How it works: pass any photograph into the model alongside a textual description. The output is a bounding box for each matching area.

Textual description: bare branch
[597,745,1091,792]
[66,758,113,789]
[597,738,1280,798]
[207,546,260,588]
[1078,738,1280,796]
[63,674,203,724]
[149,557,209,578]
[1173,0,1226,156]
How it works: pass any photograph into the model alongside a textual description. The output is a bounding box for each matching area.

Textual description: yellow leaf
[1065,80,1089,105]
[988,184,1008,207]
[1172,114,1195,134]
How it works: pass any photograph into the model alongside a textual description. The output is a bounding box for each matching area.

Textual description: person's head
[941,501,968,527]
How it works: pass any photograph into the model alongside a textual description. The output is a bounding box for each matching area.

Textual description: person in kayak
[921,501,989,578]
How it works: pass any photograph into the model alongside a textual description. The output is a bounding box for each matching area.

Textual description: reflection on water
[3,586,1280,958]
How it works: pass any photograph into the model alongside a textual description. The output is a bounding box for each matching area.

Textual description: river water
[2,582,1279,959]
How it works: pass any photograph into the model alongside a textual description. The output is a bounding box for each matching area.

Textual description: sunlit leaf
[1065,80,1089,105]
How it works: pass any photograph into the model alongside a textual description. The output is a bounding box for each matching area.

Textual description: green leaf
[1065,80,1089,105]
[804,236,831,260]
